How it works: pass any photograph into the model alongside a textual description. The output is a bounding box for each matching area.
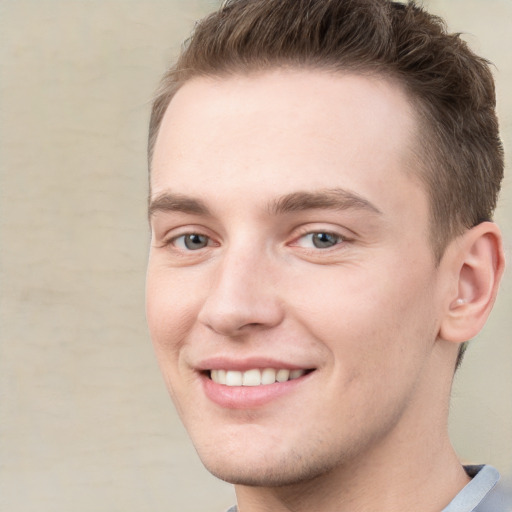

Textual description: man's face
[147,70,447,486]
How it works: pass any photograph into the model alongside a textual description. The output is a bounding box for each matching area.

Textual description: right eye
[172,233,211,250]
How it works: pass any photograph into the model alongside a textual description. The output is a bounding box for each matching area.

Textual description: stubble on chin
[197,435,355,488]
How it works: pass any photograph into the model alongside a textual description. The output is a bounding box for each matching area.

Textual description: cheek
[290,261,437,370]
[297,268,438,431]
[146,265,200,357]
[146,269,202,411]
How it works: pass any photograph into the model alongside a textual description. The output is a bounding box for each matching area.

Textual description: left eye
[173,233,210,250]
[298,232,344,249]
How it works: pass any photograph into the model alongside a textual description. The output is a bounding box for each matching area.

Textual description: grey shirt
[442,465,511,512]
[226,465,511,512]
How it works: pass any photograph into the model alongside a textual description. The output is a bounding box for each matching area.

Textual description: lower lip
[201,373,312,409]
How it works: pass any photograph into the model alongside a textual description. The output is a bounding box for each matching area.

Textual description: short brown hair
[149,0,504,258]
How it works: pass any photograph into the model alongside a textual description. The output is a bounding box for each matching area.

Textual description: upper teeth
[210,368,306,386]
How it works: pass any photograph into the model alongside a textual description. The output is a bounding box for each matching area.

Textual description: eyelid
[157,224,220,249]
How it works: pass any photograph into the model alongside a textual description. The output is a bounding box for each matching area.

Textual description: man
[145,1,509,510]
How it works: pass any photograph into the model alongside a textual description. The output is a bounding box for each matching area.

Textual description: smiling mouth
[208,368,314,387]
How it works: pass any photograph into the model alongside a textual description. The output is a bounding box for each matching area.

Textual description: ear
[438,222,505,343]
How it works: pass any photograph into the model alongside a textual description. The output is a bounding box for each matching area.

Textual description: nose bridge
[197,237,283,335]
[220,240,261,288]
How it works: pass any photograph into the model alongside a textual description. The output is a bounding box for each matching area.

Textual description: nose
[197,246,285,337]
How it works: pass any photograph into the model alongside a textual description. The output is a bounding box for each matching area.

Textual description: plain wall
[0,1,510,511]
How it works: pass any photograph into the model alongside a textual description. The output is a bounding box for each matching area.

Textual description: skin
[146,70,504,512]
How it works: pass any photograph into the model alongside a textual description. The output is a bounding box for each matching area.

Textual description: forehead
[151,69,425,219]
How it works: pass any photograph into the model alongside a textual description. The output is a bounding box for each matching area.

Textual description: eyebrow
[269,188,382,216]
[148,188,382,219]
[148,192,211,218]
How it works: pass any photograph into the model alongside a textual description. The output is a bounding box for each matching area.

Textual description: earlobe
[439,222,505,344]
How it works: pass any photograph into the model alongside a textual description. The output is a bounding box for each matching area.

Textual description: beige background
[0,1,510,511]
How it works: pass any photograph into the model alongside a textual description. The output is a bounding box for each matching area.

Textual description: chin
[196,439,344,487]
[203,459,333,487]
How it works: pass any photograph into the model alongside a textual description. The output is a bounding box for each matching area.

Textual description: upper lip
[195,356,314,372]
